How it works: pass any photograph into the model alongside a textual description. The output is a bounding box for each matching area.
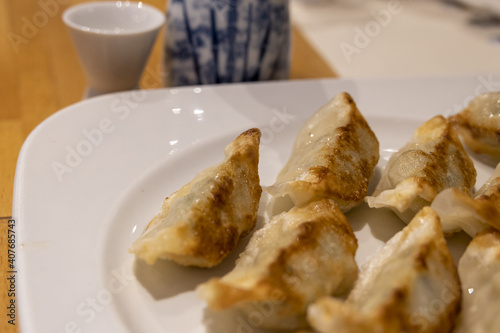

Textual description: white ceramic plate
[14,76,498,332]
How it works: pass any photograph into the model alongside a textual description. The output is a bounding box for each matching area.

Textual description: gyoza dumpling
[449,91,500,160]
[266,92,379,212]
[197,199,358,330]
[431,162,500,237]
[307,207,461,333]
[454,227,500,333]
[366,115,476,223]
[129,128,262,268]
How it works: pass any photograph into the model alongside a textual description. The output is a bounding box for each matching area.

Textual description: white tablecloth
[292,0,500,78]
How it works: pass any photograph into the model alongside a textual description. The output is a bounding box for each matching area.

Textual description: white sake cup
[63,1,165,97]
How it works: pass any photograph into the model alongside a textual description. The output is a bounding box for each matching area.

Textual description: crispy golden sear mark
[197,199,358,330]
[129,128,262,268]
[308,207,461,333]
[267,92,379,212]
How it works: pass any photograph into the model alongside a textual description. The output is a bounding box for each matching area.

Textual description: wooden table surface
[0,0,335,331]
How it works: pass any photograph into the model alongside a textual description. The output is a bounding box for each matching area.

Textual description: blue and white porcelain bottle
[164,0,290,86]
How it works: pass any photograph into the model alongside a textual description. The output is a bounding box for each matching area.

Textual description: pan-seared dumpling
[266,92,379,211]
[431,163,500,237]
[129,128,262,268]
[197,199,358,330]
[449,91,500,160]
[454,227,500,333]
[366,115,476,223]
[307,207,461,333]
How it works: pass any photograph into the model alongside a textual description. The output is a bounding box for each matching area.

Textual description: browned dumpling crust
[267,92,380,212]
[366,115,477,223]
[449,91,500,160]
[197,199,358,330]
[308,207,461,333]
[129,128,262,268]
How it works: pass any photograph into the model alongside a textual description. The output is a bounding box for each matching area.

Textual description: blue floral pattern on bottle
[164,0,290,86]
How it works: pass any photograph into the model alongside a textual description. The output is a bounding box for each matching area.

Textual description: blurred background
[292,0,500,77]
[1,1,500,332]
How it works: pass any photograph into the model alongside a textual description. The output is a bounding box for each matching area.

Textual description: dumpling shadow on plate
[202,307,301,333]
[133,214,266,300]
[464,146,499,169]
[341,165,387,234]
[445,230,471,265]
[346,202,406,243]
[133,258,213,300]
[367,166,382,196]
